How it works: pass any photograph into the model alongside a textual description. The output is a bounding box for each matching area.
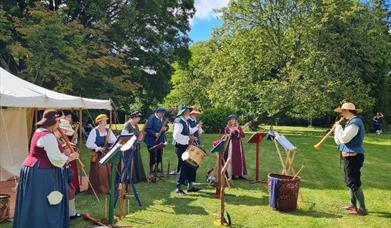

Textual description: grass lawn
[3,126,390,227]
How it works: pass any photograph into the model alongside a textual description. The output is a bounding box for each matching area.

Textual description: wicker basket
[0,194,10,223]
[268,173,301,212]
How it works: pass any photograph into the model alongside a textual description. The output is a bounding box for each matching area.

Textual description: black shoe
[238,176,247,180]
[176,189,186,196]
[187,187,201,192]
[70,213,82,220]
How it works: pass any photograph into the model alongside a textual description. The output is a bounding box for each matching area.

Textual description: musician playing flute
[173,105,200,195]
[121,111,146,183]
[144,107,168,174]
[333,102,368,216]
[86,114,117,195]
[13,110,79,228]
[188,108,203,145]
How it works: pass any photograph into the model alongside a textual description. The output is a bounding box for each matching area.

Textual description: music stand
[247,132,267,183]
[271,133,297,175]
[99,134,135,225]
[211,135,232,226]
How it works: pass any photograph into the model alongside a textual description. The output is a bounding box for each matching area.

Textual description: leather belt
[341,152,358,157]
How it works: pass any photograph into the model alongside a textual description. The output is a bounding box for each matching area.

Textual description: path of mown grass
[3,126,390,227]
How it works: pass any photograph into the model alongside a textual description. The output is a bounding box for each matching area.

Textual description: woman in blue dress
[13,110,79,228]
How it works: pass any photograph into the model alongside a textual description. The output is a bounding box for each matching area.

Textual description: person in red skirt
[59,111,82,220]
[224,115,247,180]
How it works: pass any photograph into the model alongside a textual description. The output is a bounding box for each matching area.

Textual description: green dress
[123,122,147,183]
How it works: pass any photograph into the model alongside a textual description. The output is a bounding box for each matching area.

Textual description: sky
[189,0,229,43]
[188,0,391,43]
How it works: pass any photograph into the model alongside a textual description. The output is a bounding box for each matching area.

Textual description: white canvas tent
[0,67,112,181]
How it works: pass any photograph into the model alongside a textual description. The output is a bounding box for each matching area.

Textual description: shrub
[199,107,235,134]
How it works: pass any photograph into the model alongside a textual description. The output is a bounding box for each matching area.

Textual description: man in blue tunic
[333,102,368,216]
[173,105,200,195]
[144,108,168,174]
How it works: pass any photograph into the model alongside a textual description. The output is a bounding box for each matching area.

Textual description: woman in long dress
[121,111,146,183]
[86,114,117,195]
[13,109,79,228]
[224,114,247,180]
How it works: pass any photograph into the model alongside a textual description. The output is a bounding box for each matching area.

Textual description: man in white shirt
[333,102,367,216]
[173,105,199,195]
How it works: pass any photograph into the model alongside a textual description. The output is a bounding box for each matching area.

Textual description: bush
[199,107,235,134]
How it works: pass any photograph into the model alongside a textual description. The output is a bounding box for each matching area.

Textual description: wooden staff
[57,127,101,203]
[272,139,287,174]
[57,127,85,168]
[292,165,304,180]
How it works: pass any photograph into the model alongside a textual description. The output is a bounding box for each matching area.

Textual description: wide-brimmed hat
[190,107,202,115]
[95,114,109,124]
[36,109,62,127]
[334,102,362,113]
[59,119,74,133]
[227,114,237,120]
[130,111,142,118]
[177,105,192,117]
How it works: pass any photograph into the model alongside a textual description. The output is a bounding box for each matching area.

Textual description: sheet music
[275,133,296,151]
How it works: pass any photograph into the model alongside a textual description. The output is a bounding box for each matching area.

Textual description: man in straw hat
[333,102,368,216]
[188,107,203,145]
[173,105,200,195]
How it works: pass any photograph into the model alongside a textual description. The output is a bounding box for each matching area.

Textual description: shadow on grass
[370,211,391,219]
[289,209,343,219]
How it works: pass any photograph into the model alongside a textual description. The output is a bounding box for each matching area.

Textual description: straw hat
[190,107,202,115]
[334,102,362,113]
[95,114,109,124]
[59,119,74,133]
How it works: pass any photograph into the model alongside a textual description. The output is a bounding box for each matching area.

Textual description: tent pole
[79,109,83,186]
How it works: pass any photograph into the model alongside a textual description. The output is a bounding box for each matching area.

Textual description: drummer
[173,105,200,195]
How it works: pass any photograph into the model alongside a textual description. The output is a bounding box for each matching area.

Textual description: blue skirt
[13,164,70,228]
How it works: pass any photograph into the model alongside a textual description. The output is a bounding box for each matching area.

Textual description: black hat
[130,111,142,118]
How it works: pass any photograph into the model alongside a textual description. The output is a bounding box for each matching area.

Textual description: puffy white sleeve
[37,134,68,168]
[108,129,117,144]
[86,129,101,151]
[334,124,359,145]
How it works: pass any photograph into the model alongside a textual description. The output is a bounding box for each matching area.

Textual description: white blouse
[36,128,68,168]
[86,127,117,151]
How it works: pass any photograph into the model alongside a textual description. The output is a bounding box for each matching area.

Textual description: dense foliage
[0,0,194,113]
[198,106,235,133]
[164,0,391,127]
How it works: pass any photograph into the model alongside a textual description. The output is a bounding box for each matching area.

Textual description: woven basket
[268,173,301,212]
[0,194,10,223]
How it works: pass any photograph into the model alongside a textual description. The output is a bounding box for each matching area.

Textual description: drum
[181,145,207,168]
[0,194,10,223]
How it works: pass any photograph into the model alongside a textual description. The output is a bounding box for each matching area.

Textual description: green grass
[3,126,391,227]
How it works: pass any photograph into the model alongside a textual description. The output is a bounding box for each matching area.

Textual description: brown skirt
[88,152,111,195]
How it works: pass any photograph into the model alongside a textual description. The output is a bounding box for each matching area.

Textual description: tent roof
[0,67,112,110]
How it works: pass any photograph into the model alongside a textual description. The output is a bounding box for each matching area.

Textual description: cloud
[193,0,230,21]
